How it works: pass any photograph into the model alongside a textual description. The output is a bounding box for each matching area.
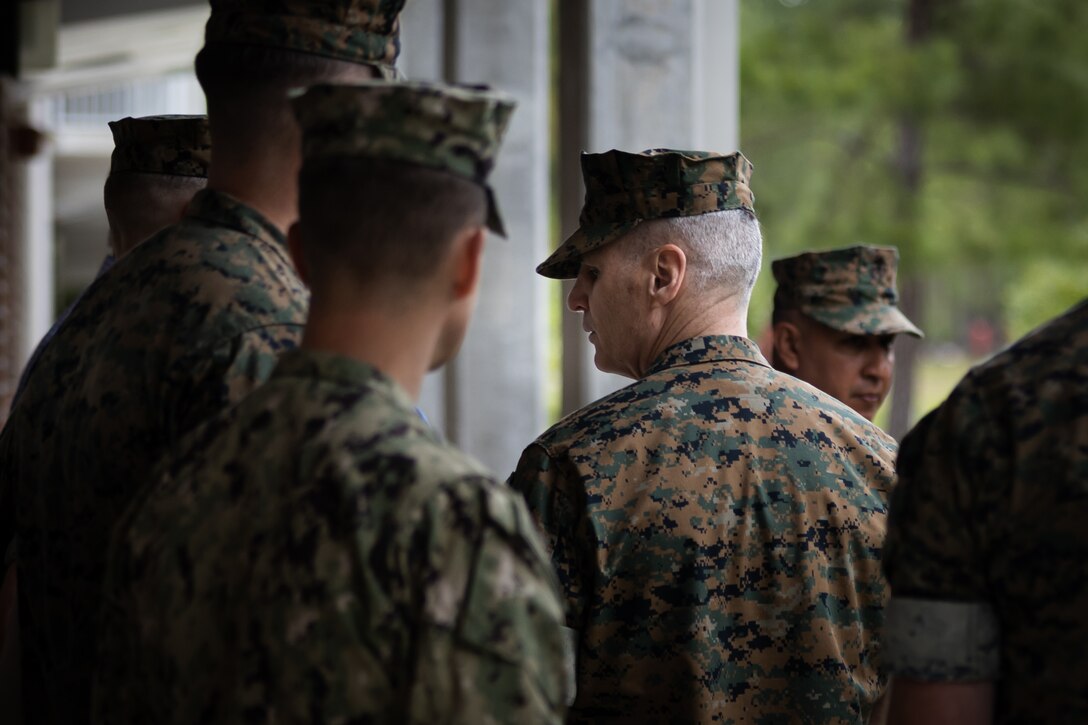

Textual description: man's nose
[567,277,588,313]
[863,347,894,382]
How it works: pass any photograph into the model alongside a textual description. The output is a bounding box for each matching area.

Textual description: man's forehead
[579,237,625,266]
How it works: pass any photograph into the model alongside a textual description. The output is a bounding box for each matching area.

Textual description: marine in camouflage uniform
[10,114,211,409]
[0,3,404,722]
[510,149,899,723]
[769,246,923,422]
[882,298,1088,723]
[93,81,571,724]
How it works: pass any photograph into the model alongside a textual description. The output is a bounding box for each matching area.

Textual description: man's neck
[641,296,749,375]
[299,299,441,401]
[207,156,299,235]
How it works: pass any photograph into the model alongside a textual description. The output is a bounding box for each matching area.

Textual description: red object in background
[967,317,996,359]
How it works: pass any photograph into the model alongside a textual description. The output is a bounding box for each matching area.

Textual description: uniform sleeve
[507,444,590,632]
[406,478,572,723]
[165,324,302,448]
[882,381,1002,682]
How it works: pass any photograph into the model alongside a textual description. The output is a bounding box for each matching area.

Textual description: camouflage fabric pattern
[204,0,405,77]
[292,81,516,236]
[536,149,755,279]
[883,298,1088,721]
[509,335,899,723]
[108,115,211,178]
[772,245,923,337]
[94,349,571,724]
[0,189,307,724]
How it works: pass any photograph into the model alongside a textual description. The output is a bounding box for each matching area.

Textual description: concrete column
[18,95,55,369]
[397,0,448,433]
[445,0,550,477]
[558,0,740,412]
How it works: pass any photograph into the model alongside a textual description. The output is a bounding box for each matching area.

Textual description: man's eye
[581,266,599,281]
[842,336,868,351]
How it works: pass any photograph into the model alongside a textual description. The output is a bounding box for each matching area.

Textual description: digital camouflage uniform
[0,4,403,723]
[771,245,923,339]
[93,82,571,724]
[516,149,900,723]
[883,298,1088,722]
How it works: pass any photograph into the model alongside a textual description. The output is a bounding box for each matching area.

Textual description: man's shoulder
[137,216,307,317]
[533,357,897,466]
[968,299,1088,402]
[74,218,306,355]
[177,372,496,507]
[908,299,1088,477]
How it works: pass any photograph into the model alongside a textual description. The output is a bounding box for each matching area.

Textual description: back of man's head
[291,80,515,302]
[626,209,762,307]
[194,0,406,167]
[105,175,208,258]
[538,148,761,316]
[298,158,487,295]
[104,115,212,258]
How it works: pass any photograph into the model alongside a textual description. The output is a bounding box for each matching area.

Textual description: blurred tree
[741,0,1088,435]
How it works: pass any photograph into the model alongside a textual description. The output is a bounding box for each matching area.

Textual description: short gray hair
[626,209,763,303]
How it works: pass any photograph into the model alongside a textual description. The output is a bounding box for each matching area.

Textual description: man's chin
[851,395,885,422]
[592,350,619,377]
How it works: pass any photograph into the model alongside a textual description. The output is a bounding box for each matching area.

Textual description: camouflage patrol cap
[536,149,755,279]
[107,115,212,178]
[291,81,516,236]
[203,0,405,78]
[772,245,924,338]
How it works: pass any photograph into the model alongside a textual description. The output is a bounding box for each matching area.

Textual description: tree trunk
[888,0,934,440]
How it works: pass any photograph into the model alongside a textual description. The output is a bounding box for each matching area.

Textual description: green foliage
[742,0,1087,341]
[1008,257,1088,339]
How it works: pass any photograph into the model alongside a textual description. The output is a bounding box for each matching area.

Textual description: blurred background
[741,0,1087,436]
[1,0,1084,474]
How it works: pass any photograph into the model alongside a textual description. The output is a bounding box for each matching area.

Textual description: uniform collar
[645,335,771,377]
[185,189,287,250]
[270,348,417,413]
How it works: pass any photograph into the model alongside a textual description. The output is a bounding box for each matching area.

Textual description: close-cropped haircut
[103,172,206,204]
[626,208,763,303]
[298,157,488,286]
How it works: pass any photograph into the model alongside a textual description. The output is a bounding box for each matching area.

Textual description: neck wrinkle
[640,294,749,376]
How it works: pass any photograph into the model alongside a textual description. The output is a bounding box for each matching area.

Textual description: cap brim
[535,220,638,279]
[808,304,924,339]
[485,186,506,238]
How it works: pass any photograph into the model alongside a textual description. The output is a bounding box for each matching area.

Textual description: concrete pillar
[397,0,449,433]
[558,0,740,412]
[22,97,54,360]
[444,0,551,476]
[11,94,55,374]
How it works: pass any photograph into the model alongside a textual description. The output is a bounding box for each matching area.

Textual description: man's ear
[286,222,310,286]
[772,321,802,371]
[451,226,487,300]
[647,243,686,308]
